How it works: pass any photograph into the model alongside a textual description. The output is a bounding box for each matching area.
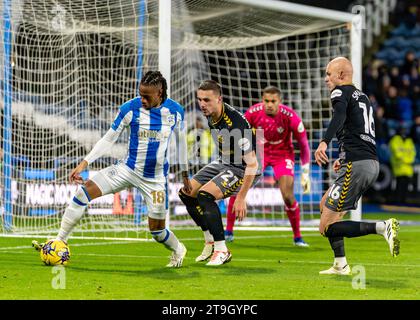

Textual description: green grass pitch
[0,218,419,300]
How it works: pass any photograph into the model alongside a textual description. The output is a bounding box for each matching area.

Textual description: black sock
[178,190,209,231]
[196,190,225,241]
[325,221,377,238]
[328,237,345,258]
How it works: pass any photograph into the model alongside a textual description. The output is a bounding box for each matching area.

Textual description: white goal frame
[158,0,363,223]
[1,0,364,239]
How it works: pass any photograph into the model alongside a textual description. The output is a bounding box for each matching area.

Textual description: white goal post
[0,0,364,239]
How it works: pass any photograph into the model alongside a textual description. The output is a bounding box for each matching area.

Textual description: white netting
[1,0,354,238]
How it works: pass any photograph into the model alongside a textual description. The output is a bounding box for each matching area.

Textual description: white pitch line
[0,241,136,251]
[0,234,321,251]
[2,250,418,269]
[75,253,420,268]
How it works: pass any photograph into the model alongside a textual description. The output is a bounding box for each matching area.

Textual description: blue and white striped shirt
[84,97,187,179]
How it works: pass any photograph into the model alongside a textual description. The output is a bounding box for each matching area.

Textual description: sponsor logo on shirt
[331,89,342,99]
[360,134,376,145]
[138,129,169,141]
[352,90,367,100]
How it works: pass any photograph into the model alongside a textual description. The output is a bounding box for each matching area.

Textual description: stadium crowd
[364,3,420,166]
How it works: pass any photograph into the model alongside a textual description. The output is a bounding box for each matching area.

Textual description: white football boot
[319,264,352,275]
[195,242,214,262]
[293,237,309,247]
[166,243,187,268]
[383,218,400,257]
[206,250,232,266]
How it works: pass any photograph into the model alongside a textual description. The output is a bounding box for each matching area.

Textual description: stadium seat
[377,143,391,163]
[375,48,400,61]
[416,145,420,164]
[390,23,411,37]
[412,38,420,50]
[408,23,420,37]
[383,36,410,50]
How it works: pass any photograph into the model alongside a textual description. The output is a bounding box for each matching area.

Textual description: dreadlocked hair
[140,70,168,102]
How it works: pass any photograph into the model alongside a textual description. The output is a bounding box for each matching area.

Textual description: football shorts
[324,159,379,212]
[90,162,168,219]
[192,160,261,198]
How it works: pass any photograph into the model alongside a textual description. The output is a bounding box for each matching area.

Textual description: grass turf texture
[0,223,419,300]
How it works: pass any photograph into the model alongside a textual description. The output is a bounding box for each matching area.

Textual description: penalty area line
[1,250,418,269]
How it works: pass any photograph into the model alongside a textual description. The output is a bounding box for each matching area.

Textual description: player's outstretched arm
[72,128,120,184]
[69,160,88,184]
[175,113,191,193]
[292,118,311,194]
[233,151,258,221]
[315,93,348,167]
[301,163,311,194]
[315,141,329,167]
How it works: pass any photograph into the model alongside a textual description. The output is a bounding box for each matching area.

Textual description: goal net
[0,0,360,239]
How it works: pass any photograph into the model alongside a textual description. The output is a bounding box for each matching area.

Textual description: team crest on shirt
[167,114,175,126]
[277,127,284,134]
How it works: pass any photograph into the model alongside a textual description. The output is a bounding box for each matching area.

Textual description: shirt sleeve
[84,107,132,164]
[244,108,253,126]
[174,109,188,172]
[322,88,348,145]
[290,112,310,166]
[83,128,121,165]
[111,103,132,134]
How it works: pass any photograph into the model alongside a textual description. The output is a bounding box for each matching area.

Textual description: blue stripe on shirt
[126,105,140,170]
[143,108,162,178]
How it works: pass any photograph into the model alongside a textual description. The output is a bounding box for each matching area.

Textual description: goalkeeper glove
[301,163,311,194]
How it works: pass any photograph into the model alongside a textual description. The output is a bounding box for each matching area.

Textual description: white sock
[214,240,228,252]
[152,229,181,252]
[203,230,214,243]
[375,221,386,234]
[334,257,348,269]
[57,201,86,241]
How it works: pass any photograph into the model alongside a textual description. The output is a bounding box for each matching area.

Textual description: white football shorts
[90,162,168,220]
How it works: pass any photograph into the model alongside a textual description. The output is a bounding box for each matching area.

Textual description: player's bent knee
[73,186,91,206]
[319,223,333,237]
[148,217,166,231]
[83,180,103,199]
[283,196,295,207]
[196,190,216,207]
[178,189,197,205]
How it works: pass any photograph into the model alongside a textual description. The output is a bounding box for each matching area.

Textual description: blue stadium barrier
[24,169,55,180]
[28,208,57,216]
